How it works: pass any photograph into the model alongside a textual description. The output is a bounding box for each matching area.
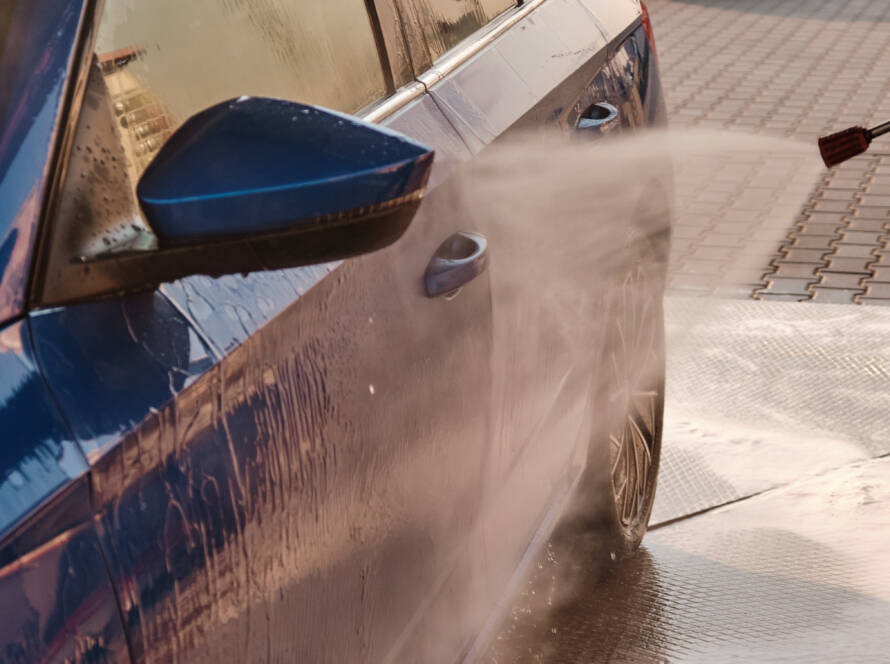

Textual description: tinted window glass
[477,0,517,21]
[96,0,387,175]
[405,0,516,62]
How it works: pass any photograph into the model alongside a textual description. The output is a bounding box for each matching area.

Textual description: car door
[388,0,662,636]
[393,0,613,609]
[30,2,493,663]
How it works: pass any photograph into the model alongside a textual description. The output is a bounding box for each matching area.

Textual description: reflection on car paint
[160,265,335,356]
[95,233,493,661]
[0,0,85,323]
[0,321,87,539]
[424,0,609,151]
[31,292,214,459]
[0,520,131,663]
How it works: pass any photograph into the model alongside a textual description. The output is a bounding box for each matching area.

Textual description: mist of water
[404,126,824,663]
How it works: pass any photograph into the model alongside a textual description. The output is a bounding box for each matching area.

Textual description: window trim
[28,0,102,309]
[362,0,547,123]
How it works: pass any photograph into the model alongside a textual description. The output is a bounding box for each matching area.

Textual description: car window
[476,0,518,22]
[95,0,388,178]
[403,0,516,63]
[41,0,391,274]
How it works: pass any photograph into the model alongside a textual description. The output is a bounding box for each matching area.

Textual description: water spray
[818,120,890,168]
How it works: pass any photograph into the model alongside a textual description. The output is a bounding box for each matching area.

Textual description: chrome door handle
[425,231,488,298]
[578,102,619,130]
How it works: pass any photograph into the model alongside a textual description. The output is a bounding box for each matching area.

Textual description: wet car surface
[1,1,670,662]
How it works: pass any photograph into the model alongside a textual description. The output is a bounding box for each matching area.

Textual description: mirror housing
[137,97,433,244]
[34,97,433,307]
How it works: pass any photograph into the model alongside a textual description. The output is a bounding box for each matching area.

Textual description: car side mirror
[35,97,433,306]
[137,97,432,246]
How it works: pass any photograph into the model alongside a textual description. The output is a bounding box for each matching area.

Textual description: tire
[596,238,665,557]
[558,212,668,564]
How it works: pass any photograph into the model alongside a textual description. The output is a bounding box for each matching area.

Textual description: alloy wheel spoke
[607,254,658,529]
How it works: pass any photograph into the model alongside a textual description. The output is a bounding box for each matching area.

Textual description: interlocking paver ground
[648,0,890,303]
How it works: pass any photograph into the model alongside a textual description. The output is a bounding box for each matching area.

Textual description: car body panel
[156,95,470,360]
[577,0,641,41]
[0,319,127,662]
[415,17,666,656]
[0,518,131,663]
[30,92,495,662]
[30,292,216,461]
[0,319,87,541]
[424,0,608,152]
[0,0,86,324]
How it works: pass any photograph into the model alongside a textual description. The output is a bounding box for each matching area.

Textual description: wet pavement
[484,457,890,663]
[481,298,890,663]
[479,2,890,659]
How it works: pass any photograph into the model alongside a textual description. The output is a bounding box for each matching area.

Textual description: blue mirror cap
[136,97,434,245]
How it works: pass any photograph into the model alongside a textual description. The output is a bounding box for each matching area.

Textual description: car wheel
[599,242,665,557]
[556,226,666,567]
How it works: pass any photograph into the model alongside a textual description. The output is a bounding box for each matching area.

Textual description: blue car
[0,0,667,661]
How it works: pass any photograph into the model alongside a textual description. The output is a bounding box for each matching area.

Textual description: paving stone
[715,221,762,235]
[845,217,888,232]
[781,248,830,263]
[722,267,773,284]
[809,287,864,303]
[680,260,726,276]
[686,202,726,216]
[862,184,890,195]
[823,256,875,274]
[772,262,822,278]
[688,246,737,261]
[856,194,890,207]
[850,206,890,221]
[868,266,890,282]
[831,243,878,258]
[790,235,837,250]
[796,221,845,235]
[697,233,745,247]
[838,230,884,244]
[760,277,817,296]
[862,282,890,299]
[818,273,866,289]
[729,199,775,212]
[669,238,695,254]
[673,225,707,239]
[668,274,718,292]
[736,241,794,257]
[811,199,853,213]
[816,189,858,201]
[826,177,867,189]
[856,296,890,305]
[804,211,849,226]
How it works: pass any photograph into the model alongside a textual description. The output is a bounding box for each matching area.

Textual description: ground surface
[654,0,890,302]
[480,1,890,661]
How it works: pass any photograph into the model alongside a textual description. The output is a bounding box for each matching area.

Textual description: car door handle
[425,231,488,298]
[578,101,619,130]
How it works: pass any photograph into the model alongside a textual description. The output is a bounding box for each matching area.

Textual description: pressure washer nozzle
[818,127,870,168]
[818,120,890,168]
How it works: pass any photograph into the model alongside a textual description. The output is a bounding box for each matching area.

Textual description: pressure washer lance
[818,120,890,168]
